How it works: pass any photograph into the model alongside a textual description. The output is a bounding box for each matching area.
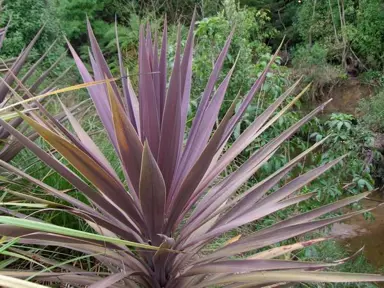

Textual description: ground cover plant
[0,13,383,288]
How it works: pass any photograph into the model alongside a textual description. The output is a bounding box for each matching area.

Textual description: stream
[329,192,384,274]
[319,79,384,277]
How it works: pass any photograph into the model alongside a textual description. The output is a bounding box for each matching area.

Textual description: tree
[1,0,63,61]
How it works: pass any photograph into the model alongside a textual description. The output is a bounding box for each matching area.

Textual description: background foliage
[3,0,383,242]
[1,0,384,286]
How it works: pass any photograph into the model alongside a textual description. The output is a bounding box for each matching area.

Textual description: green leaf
[0,217,158,251]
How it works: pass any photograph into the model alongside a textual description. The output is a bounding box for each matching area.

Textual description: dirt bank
[319,78,374,115]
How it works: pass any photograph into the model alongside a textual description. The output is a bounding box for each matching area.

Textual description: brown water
[317,78,383,284]
[324,79,383,269]
[329,195,384,270]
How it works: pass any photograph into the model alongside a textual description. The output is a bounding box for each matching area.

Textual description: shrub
[54,0,115,49]
[350,0,384,71]
[193,0,283,112]
[292,43,345,100]
[293,0,384,71]
[0,16,382,287]
[0,0,67,68]
[0,4,77,162]
[293,43,328,67]
[309,113,375,203]
[359,90,384,133]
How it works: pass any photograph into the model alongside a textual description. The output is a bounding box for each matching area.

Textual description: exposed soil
[320,78,374,115]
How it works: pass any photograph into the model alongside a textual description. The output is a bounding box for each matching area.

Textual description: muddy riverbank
[329,193,384,272]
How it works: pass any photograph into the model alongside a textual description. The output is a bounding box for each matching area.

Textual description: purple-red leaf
[140,141,166,244]
[139,25,160,157]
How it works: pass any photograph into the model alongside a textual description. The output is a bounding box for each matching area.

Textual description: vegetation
[0,0,384,287]
[1,15,384,287]
[0,2,79,163]
[359,90,384,133]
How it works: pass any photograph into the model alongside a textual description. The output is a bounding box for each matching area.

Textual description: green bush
[292,43,346,100]
[54,0,116,50]
[292,43,328,67]
[308,113,375,203]
[359,90,384,133]
[193,0,282,106]
[239,0,302,47]
[0,0,74,80]
[53,0,221,53]
[1,0,63,60]
[293,0,384,71]
[349,0,384,71]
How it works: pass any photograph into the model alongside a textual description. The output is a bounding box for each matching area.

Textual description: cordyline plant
[0,8,77,162]
[0,15,383,288]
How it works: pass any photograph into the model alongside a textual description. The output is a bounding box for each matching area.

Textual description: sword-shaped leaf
[140,142,166,244]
